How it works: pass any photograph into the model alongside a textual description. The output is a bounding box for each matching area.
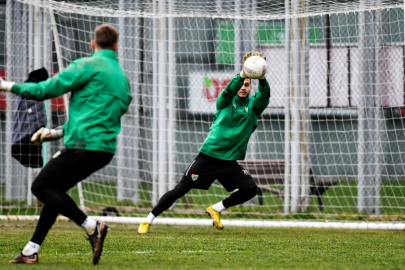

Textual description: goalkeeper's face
[237,78,252,99]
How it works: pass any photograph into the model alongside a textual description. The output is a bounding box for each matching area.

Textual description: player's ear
[92,40,96,50]
[113,43,118,51]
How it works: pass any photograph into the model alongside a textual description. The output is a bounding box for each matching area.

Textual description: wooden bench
[238,160,338,211]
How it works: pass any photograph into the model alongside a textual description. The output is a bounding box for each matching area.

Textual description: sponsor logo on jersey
[191,174,199,181]
[242,169,249,175]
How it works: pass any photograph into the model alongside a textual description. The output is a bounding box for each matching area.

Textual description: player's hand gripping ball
[242,52,267,79]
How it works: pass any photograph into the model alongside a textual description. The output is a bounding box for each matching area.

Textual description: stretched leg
[216,163,258,209]
[152,176,193,216]
[29,148,112,235]
[11,148,113,265]
[221,175,257,208]
[27,155,88,251]
[30,204,59,245]
[11,204,59,264]
[139,153,219,234]
[151,153,225,217]
[207,168,257,230]
[138,176,193,234]
[31,184,87,226]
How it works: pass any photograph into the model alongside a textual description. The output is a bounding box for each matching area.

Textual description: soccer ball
[243,56,267,79]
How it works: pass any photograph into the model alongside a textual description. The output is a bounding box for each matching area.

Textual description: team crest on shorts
[191,174,199,181]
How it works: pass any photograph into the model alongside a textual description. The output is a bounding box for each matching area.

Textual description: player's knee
[171,177,192,198]
[164,185,185,201]
[31,182,43,199]
[31,180,49,201]
[245,181,258,199]
[173,182,191,198]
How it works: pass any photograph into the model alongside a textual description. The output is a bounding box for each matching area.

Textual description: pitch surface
[0,221,404,269]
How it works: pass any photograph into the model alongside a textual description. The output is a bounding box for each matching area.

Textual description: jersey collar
[91,49,118,60]
[234,95,249,106]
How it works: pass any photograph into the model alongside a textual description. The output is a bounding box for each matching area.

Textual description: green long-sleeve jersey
[11,50,132,154]
[199,74,270,161]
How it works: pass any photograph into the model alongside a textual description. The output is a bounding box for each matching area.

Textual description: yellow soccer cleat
[206,205,224,230]
[138,222,151,234]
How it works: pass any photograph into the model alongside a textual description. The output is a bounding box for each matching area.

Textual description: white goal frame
[2,0,405,230]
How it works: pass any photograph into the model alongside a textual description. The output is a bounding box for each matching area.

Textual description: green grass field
[1,221,405,269]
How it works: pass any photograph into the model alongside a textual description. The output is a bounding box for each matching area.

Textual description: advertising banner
[188,72,234,114]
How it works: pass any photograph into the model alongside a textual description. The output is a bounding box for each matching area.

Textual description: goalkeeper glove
[240,52,267,79]
[31,127,64,146]
[0,78,15,92]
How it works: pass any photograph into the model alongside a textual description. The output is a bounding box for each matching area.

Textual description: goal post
[1,0,405,229]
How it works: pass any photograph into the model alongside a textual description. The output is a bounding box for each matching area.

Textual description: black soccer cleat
[87,221,109,265]
[9,252,38,264]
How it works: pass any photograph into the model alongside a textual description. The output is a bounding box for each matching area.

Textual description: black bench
[238,160,338,211]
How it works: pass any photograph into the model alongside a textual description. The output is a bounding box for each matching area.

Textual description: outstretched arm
[216,52,267,111]
[241,52,269,115]
[254,78,271,116]
[0,60,89,101]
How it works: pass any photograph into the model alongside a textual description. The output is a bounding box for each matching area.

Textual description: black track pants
[151,152,257,217]
[30,148,113,245]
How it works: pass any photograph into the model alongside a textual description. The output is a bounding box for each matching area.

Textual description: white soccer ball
[243,56,267,79]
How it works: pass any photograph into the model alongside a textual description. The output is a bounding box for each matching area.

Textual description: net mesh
[12,0,405,19]
[1,0,405,223]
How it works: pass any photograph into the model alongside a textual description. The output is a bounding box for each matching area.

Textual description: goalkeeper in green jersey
[1,24,132,265]
[138,52,270,233]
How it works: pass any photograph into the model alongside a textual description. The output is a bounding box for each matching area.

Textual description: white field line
[1,216,404,230]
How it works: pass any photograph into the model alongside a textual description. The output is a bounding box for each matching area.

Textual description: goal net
[1,0,405,229]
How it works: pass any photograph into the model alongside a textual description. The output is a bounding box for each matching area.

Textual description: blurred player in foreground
[138,52,270,234]
[1,24,132,265]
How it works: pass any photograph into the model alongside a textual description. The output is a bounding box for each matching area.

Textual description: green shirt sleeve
[216,74,245,111]
[125,76,133,110]
[253,78,270,116]
[11,60,90,101]
[62,122,68,136]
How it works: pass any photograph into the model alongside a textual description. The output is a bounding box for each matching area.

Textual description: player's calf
[245,182,258,200]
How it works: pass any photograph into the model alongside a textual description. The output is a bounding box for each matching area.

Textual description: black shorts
[32,147,114,194]
[182,152,253,191]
